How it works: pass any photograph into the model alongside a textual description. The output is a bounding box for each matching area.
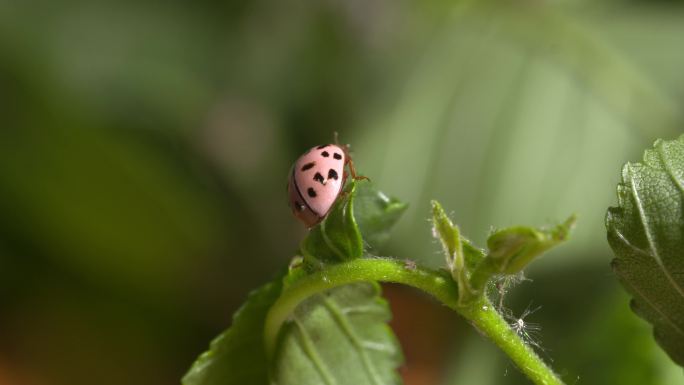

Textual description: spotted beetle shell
[288,144,347,227]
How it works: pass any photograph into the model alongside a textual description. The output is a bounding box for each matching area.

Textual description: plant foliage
[607,135,684,366]
[182,279,283,385]
[274,283,402,385]
[183,181,406,385]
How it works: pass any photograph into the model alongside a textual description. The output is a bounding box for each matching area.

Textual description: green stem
[264,257,564,385]
[460,297,563,385]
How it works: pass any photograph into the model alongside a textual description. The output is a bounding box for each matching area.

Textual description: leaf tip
[554,214,577,241]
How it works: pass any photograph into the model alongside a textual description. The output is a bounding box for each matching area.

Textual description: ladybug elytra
[287,142,364,227]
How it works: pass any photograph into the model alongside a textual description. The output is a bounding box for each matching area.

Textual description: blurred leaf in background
[1,0,684,384]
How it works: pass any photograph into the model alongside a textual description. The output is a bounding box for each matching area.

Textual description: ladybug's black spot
[328,169,338,180]
[313,172,325,184]
[307,187,317,198]
[317,144,330,150]
[301,162,315,171]
[321,151,329,157]
[333,152,342,160]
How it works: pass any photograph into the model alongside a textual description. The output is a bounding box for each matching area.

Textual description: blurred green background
[1,0,684,384]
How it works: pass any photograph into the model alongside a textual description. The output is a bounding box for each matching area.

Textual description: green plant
[607,135,684,368]
[182,180,574,385]
[182,135,684,385]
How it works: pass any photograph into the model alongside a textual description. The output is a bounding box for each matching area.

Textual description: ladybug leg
[341,144,369,182]
[347,157,369,182]
[335,137,370,181]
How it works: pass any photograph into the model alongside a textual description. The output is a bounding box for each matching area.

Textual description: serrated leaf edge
[619,159,684,300]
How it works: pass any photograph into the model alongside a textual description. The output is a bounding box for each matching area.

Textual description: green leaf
[486,215,576,275]
[606,135,684,367]
[354,182,408,250]
[430,200,473,304]
[273,283,403,385]
[301,181,408,265]
[182,274,404,385]
[431,200,464,273]
[185,182,407,385]
[301,182,363,264]
[462,242,487,271]
[468,217,575,296]
[430,200,485,271]
[182,277,284,385]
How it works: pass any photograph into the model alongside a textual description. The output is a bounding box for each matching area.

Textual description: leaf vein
[293,317,338,385]
[627,163,684,301]
[362,340,397,353]
[620,277,684,337]
[338,305,385,315]
[612,228,650,257]
[321,295,387,385]
[658,144,684,195]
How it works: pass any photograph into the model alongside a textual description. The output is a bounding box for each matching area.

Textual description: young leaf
[431,200,463,272]
[486,215,576,275]
[182,277,283,385]
[354,182,408,250]
[606,135,684,366]
[273,283,403,385]
[301,182,363,264]
[301,181,408,264]
[468,217,575,296]
[430,200,485,271]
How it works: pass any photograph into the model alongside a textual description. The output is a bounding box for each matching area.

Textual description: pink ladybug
[287,141,365,227]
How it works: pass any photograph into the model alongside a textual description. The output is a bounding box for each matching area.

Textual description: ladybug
[287,141,365,227]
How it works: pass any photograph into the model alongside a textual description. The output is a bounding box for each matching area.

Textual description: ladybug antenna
[334,131,339,145]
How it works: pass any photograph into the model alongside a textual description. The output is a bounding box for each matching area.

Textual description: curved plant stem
[264,257,564,385]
